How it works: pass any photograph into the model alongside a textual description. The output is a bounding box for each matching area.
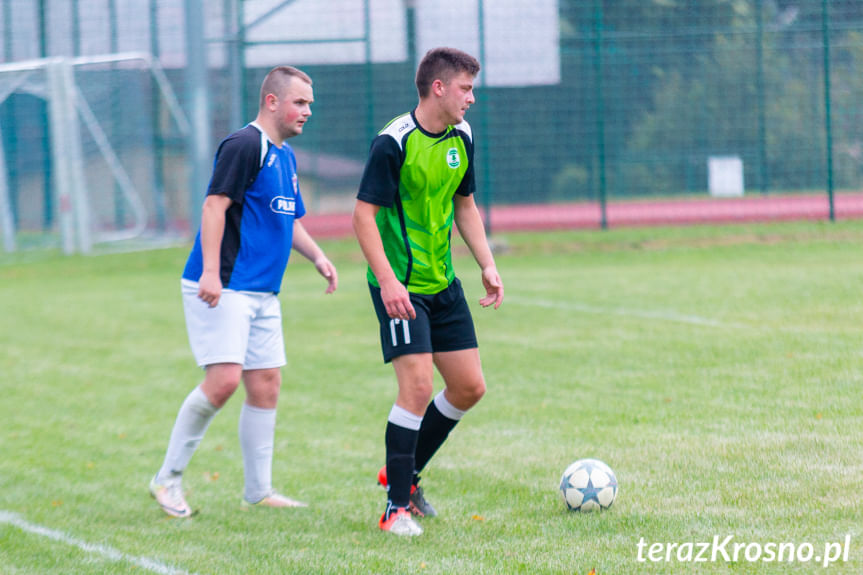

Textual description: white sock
[434,391,467,421]
[239,403,277,503]
[388,403,423,430]
[157,386,219,481]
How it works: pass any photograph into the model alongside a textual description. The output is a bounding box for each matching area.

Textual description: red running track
[301,193,863,238]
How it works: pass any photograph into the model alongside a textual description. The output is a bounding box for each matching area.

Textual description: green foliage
[533,0,862,200]
[551,164,591,201]
[1,222,863,573]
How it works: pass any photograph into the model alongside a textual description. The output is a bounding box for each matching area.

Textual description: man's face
[273,78,313,140]
[439,71,476,125]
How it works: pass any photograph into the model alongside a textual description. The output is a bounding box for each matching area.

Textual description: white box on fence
[708,155,745,197]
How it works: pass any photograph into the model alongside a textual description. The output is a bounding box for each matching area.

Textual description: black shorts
[369,277,478,363]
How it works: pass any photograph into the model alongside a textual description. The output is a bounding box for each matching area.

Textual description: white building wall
[4,0,559,86]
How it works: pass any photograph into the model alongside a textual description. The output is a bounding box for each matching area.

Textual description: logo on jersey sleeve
[270,196,296,215]
[446,148,461,169]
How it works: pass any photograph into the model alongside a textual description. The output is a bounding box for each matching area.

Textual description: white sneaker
[379,507,423,536]
[244,491,308,508]
[149,474,191,518]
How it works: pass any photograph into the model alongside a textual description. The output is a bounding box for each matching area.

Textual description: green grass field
[1,221,862,574]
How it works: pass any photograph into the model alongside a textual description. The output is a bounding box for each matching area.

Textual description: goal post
[0,122,14,253]
[0,52,190,254]
[46,58,90,254]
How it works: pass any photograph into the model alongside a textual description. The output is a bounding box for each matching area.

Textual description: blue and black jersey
[182,123,306,293]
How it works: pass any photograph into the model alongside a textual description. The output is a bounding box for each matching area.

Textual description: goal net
[0,52,189,254]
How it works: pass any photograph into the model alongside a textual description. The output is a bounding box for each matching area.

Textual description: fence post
[226,0,245,131]
[150,0,167,231]
[364,0,376,142]
[38,0,54,232]
[821,0,835,221]
[478,0,493,236]
[184,0,210,233]
[593,0,608,230]
[755,0,769,194]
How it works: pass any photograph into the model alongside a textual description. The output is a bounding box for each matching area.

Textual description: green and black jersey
[357,110,475,295]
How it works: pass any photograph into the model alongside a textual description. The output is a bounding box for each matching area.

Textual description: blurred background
[0,0,861,253]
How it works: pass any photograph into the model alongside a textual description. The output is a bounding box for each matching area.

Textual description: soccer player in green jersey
[353,47,504,536]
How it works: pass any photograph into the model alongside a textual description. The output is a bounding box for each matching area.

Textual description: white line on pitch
[0,511,197,575]
[507,296,742,328]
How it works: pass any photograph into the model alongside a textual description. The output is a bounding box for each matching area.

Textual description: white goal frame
[0,52,189,254]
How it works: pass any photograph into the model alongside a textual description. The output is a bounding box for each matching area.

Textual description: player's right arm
[197,193,232,307]
[355,132,415,320]
[352,199,415,320]
[195,127,259,307]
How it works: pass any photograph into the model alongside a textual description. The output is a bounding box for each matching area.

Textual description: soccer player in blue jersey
[149,66,337,518]
[353,47,504,536]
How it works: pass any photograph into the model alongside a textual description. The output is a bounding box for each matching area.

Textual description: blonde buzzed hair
[259,66,312,108]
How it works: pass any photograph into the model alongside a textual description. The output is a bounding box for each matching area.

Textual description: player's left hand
[315,256,338,294]
[479,265,503,309]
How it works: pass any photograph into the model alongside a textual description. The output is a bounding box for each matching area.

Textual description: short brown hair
[259,66,312,108]
[415,47,480,98]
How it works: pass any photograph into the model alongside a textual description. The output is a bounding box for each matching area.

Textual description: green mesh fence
[556,2,863,206]
[1,1,862,250]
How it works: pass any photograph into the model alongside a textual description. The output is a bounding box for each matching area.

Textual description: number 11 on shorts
[389,318,411,346]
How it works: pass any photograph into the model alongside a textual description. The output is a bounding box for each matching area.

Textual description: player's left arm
[292,220,338,294]
[453,193,503,309]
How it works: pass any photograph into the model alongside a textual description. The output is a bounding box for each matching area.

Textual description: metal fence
[1,1,862,251]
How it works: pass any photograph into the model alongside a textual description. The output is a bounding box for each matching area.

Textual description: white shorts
[181,279,286,369]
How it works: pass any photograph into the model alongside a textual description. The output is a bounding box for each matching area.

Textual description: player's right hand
[197,271,223,308]
[380,279,415,320]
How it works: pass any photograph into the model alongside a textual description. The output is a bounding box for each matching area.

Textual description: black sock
[413,400,459,478]
[385,421,418,509]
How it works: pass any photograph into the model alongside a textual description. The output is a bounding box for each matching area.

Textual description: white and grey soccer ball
[559,458,618,512]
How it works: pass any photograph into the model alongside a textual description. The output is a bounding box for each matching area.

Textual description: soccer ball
[559,458,618,512]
